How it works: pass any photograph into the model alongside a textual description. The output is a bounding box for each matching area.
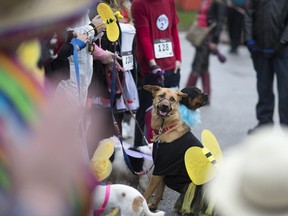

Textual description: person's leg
[274,47,288,126]
[186,72,198,87]
[252,55,275,125]
[227,8,244,53]
[144,109,153,143]
[134,74,158,146]
[201,71,210,96]
[134,87,151,146]
[122,113,132,139]
[226,7,235,51]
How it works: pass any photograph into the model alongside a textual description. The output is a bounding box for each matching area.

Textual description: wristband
[246,40,255,46]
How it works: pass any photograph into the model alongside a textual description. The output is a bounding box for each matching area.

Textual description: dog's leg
[144,175,163,206]
[149,179,165,210]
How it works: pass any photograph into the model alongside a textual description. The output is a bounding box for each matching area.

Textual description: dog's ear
[143,85,162,96]
[177,91,188,101]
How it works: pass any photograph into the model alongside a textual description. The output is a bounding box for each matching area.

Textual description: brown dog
[143,85,204,211]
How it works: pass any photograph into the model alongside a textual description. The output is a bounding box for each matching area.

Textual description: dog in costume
[143,85,222,215]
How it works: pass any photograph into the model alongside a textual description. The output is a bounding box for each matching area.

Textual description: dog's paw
[148,203,158,212]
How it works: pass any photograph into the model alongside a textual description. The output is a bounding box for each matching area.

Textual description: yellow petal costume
[185,129,223,185]
[90,137,114,182]
[97,3,123,42]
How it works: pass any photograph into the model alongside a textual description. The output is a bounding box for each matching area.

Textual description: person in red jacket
[131,0,182,146]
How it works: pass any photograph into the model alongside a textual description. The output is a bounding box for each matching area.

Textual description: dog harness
[93,184,111,216]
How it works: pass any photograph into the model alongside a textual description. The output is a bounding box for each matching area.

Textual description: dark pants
[252,47,288,126]
[227,7,244,52]
[134,69,180,146]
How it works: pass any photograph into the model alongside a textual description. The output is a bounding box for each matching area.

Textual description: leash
[115,39,149,146]
[71,39,90,163]
[93,184,111,216]
[108,42,154,176]
[115,70,149,146]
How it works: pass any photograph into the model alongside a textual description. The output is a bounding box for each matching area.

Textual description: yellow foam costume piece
[185,129,223,185]
[16,39,45,84]
[181,183,196,213]
[97,3,122,42]
[107,208,119,216]
[90,138,115,181]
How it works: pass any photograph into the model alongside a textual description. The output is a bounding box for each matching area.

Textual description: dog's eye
[170,97,176,102]
[159,94,165,99]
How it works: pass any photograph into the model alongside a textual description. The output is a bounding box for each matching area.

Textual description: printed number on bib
[122,51,134,71]
[154,38,174,59]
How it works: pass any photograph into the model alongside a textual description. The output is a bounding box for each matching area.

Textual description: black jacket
[244,0,288,49]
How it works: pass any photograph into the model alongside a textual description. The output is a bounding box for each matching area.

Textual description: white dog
[103,136,154,192]
[91,184,165,216]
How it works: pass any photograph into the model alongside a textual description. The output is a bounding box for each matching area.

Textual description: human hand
[92,44,122,64]
[273,41,286,57]
[101,50,122,65]
[246,40,259,53]
[75,31,90,44]
[91,15,106,33]
[72,32,90,50]
[105,60,124,73]
[150,65,164,86]
[208,42,217,52]
[174,60,181,74]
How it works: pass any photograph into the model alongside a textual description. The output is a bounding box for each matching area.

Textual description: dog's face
[143,85,187,118]
[180,86,209,110]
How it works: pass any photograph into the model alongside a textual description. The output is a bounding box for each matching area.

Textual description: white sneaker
[122,122,132,139]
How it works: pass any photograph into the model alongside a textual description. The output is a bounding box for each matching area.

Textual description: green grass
[177,10,197,31]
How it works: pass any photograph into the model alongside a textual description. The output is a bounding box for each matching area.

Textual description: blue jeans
[252,47,288,126]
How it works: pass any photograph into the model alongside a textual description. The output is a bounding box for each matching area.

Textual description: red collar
[94,184,111,216]
[153,124,177,136]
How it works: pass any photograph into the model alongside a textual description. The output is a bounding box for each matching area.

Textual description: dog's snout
[161,103,169,110]
[203,93,208,99]
[159,100,171,111]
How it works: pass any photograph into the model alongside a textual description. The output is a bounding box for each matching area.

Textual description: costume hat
[0,0,96,49]
[208,126,288,216]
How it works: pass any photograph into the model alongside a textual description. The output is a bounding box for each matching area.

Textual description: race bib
[154,38,174,59]
[122,51,134,71]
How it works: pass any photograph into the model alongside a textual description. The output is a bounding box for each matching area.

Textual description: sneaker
[229,48,238,55]
[247,123,271,135]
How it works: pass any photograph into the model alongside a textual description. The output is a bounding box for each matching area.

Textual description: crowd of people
[1,0,288,215]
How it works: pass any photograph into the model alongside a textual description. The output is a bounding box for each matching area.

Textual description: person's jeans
[252,47,288,126]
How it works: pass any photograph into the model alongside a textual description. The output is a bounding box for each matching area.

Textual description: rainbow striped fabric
[0,52,45,134]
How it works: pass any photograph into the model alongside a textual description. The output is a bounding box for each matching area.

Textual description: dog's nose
[161,104,170,111]
[203,93,209,99]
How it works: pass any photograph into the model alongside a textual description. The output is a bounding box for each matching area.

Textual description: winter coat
[244,0,288,50]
